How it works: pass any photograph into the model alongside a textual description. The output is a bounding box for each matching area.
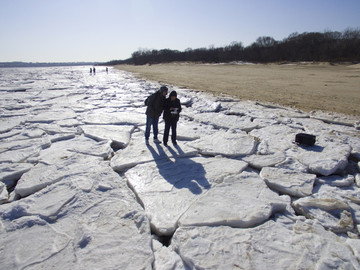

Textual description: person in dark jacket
[145,86,168,144]
[163,90,182,146]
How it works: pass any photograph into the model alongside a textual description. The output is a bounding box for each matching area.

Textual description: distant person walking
[163,91,182,146]
[93,67,96,74]
[106,67,108,73]
[90,67,93,74]
[144,86,168,145]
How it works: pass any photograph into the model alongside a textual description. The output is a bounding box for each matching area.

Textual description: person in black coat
[145,86,168,144]
[163,91,182,146]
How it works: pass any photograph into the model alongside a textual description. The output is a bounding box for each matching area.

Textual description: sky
[0,0,359,63]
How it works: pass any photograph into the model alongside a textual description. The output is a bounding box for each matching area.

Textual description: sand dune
[116,62,360,116]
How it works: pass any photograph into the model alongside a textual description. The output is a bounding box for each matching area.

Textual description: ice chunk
[260,167,316,197]
[292,197,354,233]
[179,171,288,228]
[188,130,257,157]
[125,156,248,235]
[0,216,72,270]
[80,124,135,148]
[0,117,22,133]
[0,146,43,163]
[190,98,221,113]
[111,132,198,172]
[0,182,8,204]
[15,153,106,197]
[171,219,360,269]
[297,143,351,176]
[0,162,34,187]
[346,238,360,262]
[15,164,64,198]
[0,136,51,153]
[317,174,355,187]
[3,182,76,220]
[81,109,144,126]
[72,199,154,269]
[27,108,77,123]
[243,152,286,169]
[176,121,216,141]
[37,135,113,164]
[250,124,300,154]
[193,112,258,131]
[152,239,186,269]
[356,173,360,187]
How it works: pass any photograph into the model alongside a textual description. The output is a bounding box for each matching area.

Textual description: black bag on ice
[295,133,316,146]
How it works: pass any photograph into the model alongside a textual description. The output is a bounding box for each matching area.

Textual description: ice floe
[0,66,359,269]
[260,167,316,197]
[170,218,360,269]
[187,130,257,157]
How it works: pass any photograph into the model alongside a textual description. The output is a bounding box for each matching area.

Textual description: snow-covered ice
[0,66,359,269]
[260,167,316,197]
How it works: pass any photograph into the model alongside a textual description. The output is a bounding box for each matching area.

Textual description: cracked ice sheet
[111,132,198,172]
[35,135,113,165]
[176,121,216,141]
[2,182,77,220]
[292,183,360,233]
[0,216,73,270]
[0,162,34,186]
[65,189,155,269]
[187,130,257,157]
[27,108,77,123]
[0,135,51,153]
[296,141,351,176]
[15,154,104,197]
[260,167,316,197]
[80,124,135,148]
[0,164,154,269]
[178,171,289,228]
[192,112,260,131]
[223,100,288,119]
[0,182,8,203]
[0,117,24,133]
[152,239,186,269]
[171,219,360,269]
[58,161,154,269]
[0,145,43,164]
[0,134,52,164]
[81,108,145,126]
[242,151,286,170]
[125,156,248,235]
[249,124,300,154]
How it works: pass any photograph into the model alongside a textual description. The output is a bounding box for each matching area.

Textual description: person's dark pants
[145,116,159,140]
[163,120,177,144]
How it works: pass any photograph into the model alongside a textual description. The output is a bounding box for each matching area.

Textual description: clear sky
[1,0,359,63]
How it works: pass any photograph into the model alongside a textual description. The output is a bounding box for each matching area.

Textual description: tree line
[105,28,360,65]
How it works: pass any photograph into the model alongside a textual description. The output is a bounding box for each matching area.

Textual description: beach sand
[115,62,360,116]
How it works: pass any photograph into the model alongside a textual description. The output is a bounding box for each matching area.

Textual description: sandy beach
[116,62,360,117]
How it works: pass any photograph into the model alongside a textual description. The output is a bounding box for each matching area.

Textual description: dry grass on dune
[116,62,360,116]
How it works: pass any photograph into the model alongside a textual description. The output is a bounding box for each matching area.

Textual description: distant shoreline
[0,62,100,68]
[116,62,360,117]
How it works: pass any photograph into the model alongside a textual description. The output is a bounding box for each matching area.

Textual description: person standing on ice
[163,91,181,146]
[144,85,168,145]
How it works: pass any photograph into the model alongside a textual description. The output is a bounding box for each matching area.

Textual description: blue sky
[0,0,359,62]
